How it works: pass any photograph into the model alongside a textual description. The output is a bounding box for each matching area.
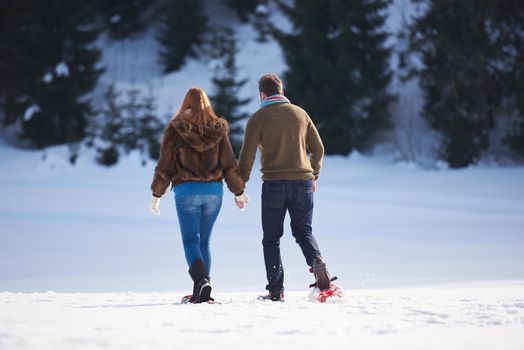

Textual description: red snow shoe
[310,283,344,303]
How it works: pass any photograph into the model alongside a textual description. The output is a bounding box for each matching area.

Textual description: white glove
[235,192,250,210]
[150,195,161,216]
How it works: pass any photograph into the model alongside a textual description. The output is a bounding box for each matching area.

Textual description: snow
[1,282,523,349]
[255,4,268,15]
[23,104,41,122]
[54,62,69,78]
[109,14,121,24]
[42,73,53,84]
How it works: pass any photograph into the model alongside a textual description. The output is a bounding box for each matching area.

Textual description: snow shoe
[310,283,344,303]
[181,295,193,304]
[181,294,217,304]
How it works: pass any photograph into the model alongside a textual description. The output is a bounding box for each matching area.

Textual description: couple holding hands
[149,74,333,303]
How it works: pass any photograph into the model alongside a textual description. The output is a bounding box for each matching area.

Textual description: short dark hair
[259,74,283,96]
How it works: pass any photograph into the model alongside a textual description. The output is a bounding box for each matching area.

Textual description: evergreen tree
[0,0,102,148]
[209,27,250,155]
[157,0,208,73]
[272,0,394,155]
[495,1,524,158]
[96,84,125,166]
[252,2,271,43]
[95,0,154,40]
[408,0,524,167]
[94,84,164,166]
[225,0,260,22]
[137,88,164,163]
[122,86,142,153]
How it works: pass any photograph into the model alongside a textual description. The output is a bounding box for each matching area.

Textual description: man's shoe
[258,288,284,302]
[312,256,331,291]
[269,288,284,301]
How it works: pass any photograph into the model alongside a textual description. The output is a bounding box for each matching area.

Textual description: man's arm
[238,117,261,183]
[306,115,324,180]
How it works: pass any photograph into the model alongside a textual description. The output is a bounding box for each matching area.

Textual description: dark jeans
[261,179,321,291]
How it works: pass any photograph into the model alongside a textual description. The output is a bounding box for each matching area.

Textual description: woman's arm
[219,132,245,195]
[150,125,178,197]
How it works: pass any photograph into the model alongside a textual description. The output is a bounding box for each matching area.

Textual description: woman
[149,87,249,303]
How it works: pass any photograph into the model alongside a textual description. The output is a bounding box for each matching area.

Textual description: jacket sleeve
[306,115,324,180]
[219,131,245,195]
[237,116,261,183]
[150,125,178,197]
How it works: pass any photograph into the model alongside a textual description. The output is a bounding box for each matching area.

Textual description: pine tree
[407,0,523,167]
[94,85,164,166]
[157,0,208,73]
[495,1,524,159]
[0,0,102,148]
[121,86,142,153]
[96,84,125,166]
[138,88,164,164]
[272,0,393,155]
[95,0,154,40]
[225,0,260,22]
[209,27,250,155]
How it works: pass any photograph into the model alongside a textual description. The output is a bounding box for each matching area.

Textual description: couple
[149,74,332,303]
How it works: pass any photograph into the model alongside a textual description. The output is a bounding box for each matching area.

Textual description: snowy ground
[1,282,523,350]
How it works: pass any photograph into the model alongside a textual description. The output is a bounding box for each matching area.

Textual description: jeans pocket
[296,190,313,211]
[299,182,314,193]
[264,184,285,209]
[175,195,195,207]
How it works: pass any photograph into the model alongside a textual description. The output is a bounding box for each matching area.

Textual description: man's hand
[312,179,317,193]
[235,192,250,210]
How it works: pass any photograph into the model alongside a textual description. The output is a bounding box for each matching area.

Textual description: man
[236,73,333,301]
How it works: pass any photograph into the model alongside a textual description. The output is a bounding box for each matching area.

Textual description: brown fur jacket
[150,116,244,197]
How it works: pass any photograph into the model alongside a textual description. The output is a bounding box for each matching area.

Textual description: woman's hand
[150,195,161,216]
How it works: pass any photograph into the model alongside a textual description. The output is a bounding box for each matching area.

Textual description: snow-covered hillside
[94,1,288,120]
[1,282,523,350]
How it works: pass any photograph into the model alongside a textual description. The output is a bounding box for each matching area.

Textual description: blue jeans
[175,194,222,274]
[261,179,322,291]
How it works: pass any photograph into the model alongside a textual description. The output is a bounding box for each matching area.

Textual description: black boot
[312,256,331,291]
[259,286,284,302]
[188,259,212,303]
[268,287,284,301]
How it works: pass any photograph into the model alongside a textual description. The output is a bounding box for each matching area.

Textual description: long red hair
[175,87,226,135]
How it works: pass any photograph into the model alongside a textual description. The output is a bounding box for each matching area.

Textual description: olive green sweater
[238,103,324,182]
